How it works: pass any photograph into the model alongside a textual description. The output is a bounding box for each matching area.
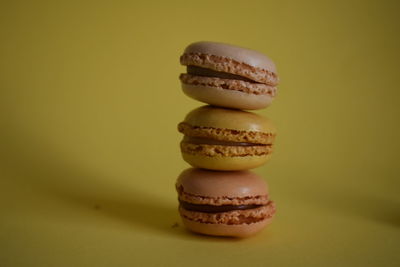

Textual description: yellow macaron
[178,105,276,171]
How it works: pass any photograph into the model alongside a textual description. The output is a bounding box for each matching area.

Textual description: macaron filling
[182,136,269,147]
[180,51,279,86]
[187,65,257,83]
[179,200,263,213]
[178,122,276,145]
[179,201,276,225]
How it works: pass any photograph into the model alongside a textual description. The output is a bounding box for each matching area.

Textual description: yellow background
[1,0,399,266]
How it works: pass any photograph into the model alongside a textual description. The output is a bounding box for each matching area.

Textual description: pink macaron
[179,41,279,110]
[176,168,276,238]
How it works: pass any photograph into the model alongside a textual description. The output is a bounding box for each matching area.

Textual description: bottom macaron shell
[182,84,273,110]
[182,153,271,171]
[181,217,273,238]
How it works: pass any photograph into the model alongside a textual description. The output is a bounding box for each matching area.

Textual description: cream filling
[183,136,268,147]
[187,65,258,83]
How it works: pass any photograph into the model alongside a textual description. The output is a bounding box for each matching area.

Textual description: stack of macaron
[176,41,278,237]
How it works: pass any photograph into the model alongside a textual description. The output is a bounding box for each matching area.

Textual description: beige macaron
[179,41,279,110]
[176,168,276,238]
[178,105,276,171]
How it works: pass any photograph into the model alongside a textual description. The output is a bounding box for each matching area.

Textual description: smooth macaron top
[182,105,276,133]
[176,168,268,198]
[183,41,277,73]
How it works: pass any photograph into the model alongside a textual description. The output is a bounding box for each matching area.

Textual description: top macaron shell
[183,42,277,75]
[180,41,279,110]
[183,105,276,133]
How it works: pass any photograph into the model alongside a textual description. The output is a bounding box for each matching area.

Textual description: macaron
[178,105,276,171]
[179,41,279,110]
[176,168,276,237]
